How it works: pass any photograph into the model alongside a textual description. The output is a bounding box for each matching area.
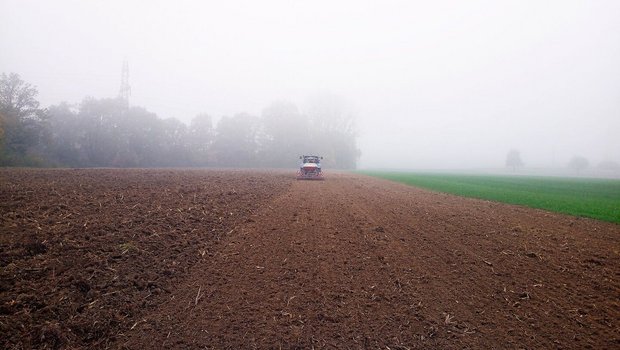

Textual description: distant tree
[0,72,48,165]
[188,113,213,166]
[305,93,359,169]
[47,97,194,168]
[0,112,5,154]
[74,97,127,166]
[505,149,524,171]
[260,101,309,167]
[160,117,190,166]
[47,102,84,166]
[121,105,165,167]
[568,156,589,172]
[598,160,620,171]
[0,73,42,119]
[212,113,259,167]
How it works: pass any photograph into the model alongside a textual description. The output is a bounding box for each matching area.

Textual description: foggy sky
[2,0,619,169]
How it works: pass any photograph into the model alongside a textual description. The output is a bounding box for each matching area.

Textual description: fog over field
[1,0,619,170]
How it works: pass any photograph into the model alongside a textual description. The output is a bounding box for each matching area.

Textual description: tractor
[297,155,324,180]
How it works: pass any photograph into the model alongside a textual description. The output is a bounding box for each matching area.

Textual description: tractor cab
[301,155,321,164]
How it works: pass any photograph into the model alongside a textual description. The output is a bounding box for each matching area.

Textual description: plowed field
[1,169,619,349]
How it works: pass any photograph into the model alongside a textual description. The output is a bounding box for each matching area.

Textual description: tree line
[505,149,619,172]
[0,73,360,168]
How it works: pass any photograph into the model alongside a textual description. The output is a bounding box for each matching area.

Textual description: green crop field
[360,171,620,224]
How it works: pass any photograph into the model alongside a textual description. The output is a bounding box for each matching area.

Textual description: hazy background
[2,0,619,170]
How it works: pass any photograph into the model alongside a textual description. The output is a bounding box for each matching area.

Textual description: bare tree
[568,156,589,172]
[505,149,523,171]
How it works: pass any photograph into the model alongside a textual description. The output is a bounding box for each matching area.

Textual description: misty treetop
[0,73,360,168]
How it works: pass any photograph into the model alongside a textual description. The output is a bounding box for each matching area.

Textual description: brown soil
[0,169,289,349]
[1,170,619,349]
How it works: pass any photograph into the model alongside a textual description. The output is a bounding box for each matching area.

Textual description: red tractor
[297,155,324,180]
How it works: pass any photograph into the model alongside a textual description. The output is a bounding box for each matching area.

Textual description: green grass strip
[360,171,620,224]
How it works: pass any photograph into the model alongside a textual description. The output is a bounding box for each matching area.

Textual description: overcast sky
[1,0,619,169]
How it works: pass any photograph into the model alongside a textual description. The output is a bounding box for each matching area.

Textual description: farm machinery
[297,155,324,180]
